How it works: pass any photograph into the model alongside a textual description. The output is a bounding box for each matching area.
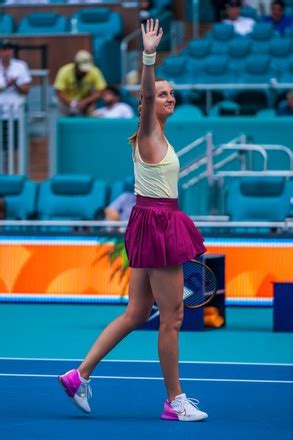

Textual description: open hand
[141,18,163,53]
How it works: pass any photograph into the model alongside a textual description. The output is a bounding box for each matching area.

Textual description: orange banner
[0,237,292,302]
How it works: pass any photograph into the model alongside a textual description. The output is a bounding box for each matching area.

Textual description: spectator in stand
[262,0,293,36]
[223,0,256,35]
[105,179,136,221]
[105,191,136,221]
[277,90,293,116]
[54,50,106,116]
[92,86,134,119]
[0,40,31,109]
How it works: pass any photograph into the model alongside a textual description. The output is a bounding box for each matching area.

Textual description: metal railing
[177,131,293,215]
[0,103,28,175]
[29,69,49,119]
[180,134,247,189]
[0,219,292,231]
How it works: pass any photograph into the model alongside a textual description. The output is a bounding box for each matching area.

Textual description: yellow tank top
[133,138,180,198]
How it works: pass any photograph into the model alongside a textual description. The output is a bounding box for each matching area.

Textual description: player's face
[155,80,175,118]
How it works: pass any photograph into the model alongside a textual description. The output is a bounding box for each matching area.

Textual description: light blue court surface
[0,305,292,440]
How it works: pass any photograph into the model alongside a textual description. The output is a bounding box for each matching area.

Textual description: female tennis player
[59,18,208,422]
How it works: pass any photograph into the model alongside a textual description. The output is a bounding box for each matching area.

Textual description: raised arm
[138,19,163,161]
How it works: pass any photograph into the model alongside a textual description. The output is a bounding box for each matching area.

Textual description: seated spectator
[224,0,256,35]
[277,90,293,115]
[92,86,134,119]
[0,41,31,94]
[0,39,31,117]
[105,192,136,221]
[54,50,106,116]
[262,0,293,36]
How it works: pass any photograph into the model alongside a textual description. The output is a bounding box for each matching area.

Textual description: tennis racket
[182,259,217,308]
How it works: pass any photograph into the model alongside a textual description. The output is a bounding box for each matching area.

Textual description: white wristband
[143,51,156,66]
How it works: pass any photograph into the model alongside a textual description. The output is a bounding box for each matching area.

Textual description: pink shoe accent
[161,400,179,421]
[58,369,81,398]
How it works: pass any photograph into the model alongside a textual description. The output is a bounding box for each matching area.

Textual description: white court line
[0,357,292,367]
[0,373,292,384]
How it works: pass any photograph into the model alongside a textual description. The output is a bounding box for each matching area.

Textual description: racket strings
[183,261,217,307]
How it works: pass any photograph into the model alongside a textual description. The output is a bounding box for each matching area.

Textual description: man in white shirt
[224,0,256,35]
[92,86,134,119]
[0,40,31,119]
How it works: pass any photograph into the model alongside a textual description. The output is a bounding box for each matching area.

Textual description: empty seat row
[0,8,122,36]
[182,36,293,73]
[225,177,293,222]
[157,53,293,104]
[0,174,132,221]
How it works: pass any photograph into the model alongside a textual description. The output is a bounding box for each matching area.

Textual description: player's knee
[124,309,150,328]
[160,305,183,332]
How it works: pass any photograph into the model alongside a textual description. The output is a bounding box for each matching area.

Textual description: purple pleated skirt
[125,195,206,268]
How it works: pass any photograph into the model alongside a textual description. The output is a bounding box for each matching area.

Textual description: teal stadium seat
[0,12,14,34]
[183,39,212,74]
[279,55,293,83]
[256,108,276,117]
[71,8,122,84]
[227,37,252,74]
[156,56,190,102]
[17,12,68,34]
[0,175,37,220]
[195,56,235,102]
[233,54,273,113]
[226,177,292,221]
[240,6,260,20]
[208,100,241,116]
[172,104,204,120]
[269,37,292,75]
[36,175,107,220]
[249,22,275,54]
[207,24,236,55]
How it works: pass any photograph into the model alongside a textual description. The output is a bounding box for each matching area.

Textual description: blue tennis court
[0,304,292,440]
[0,358,292,440]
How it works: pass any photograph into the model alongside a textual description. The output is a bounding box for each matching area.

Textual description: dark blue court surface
[0,358,292,440]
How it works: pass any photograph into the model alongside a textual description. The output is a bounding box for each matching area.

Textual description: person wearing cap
[54,50,107,116]
[223,0,256,35]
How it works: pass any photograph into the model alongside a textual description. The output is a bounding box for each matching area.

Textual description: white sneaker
[58,369,92,413]
[161,393,208,422]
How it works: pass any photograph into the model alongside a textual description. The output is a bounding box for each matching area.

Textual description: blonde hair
[128,78,166,146]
